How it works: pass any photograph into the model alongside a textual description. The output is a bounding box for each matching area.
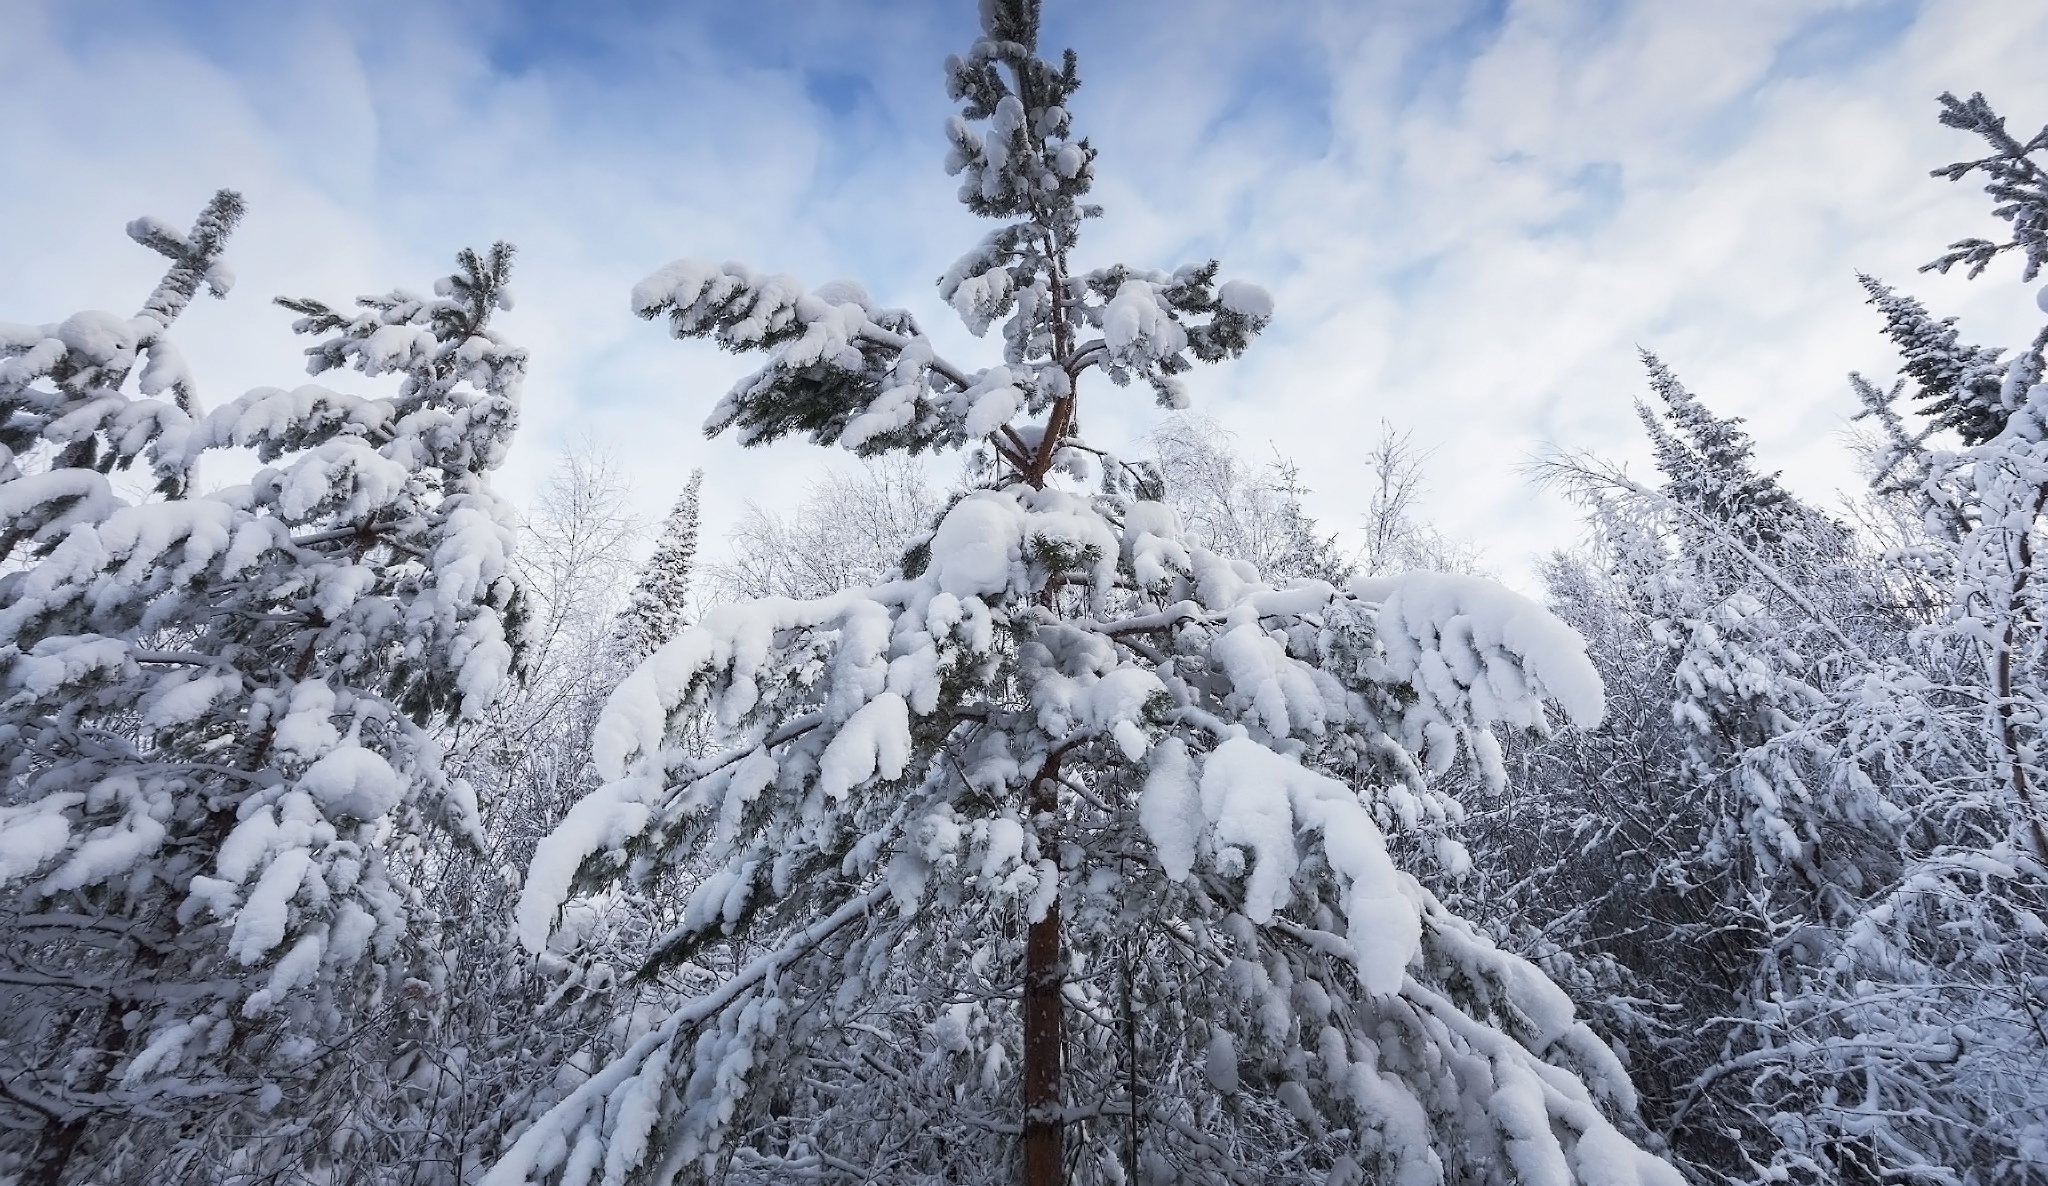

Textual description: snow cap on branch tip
[1218,280,1273,320]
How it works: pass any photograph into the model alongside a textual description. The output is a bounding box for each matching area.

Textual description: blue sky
[3,0,2046,587]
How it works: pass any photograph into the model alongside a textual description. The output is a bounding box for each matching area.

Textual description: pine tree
[0,190,242,566]
[0,234,527,1183]
[617,468,703,661]
[492,5,1679,1185]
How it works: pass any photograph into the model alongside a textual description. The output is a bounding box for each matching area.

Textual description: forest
[1,1,2045,1183]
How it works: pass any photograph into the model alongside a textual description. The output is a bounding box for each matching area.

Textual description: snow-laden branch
[482,884,888,1186]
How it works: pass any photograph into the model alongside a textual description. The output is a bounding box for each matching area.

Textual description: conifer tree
[1634,351,1805,549]
[0,190,242,565]
[617,468,704,661]
[1504,92,2048,1185]
[0,230,526,1183]
[1855,275,2024,445]
[495,5,1677,1185]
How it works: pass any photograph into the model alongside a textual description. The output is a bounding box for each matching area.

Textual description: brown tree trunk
[1021,745,1066,1185]
[1022,898,1063,1186]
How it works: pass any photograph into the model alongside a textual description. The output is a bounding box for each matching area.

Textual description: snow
[0,469,116,547]
[270,679,340,761]
[55,309,139,368]
[1353,570,1606,730]
[204,385,394,453]
[267,436,412,521]
[1140,740,1202,882]
[516,776,662,953]
[980,815,1025,879]
[947,266,1015,336]
[1200,738,1418,995]
[960,367,1021,438]
[137,337,193,397]
[230,846,312,963]
[926,491,1024,600]
[1102,280,1187,367]
[140,673,231,729]
[215,806,279,885]
[1121,499,1190,587]
[1213,619,1328,740]
[1493,1063,1575,1186]
[299,745,408,822]
[1204,1029,1239,1094]
[42,790,168,893]
[247,930,327,1016]
[1199,738,1302,922]
[0,799,77,883]
[125,215,190,253]
[1217,279,1274,320]
[817,692,911,799]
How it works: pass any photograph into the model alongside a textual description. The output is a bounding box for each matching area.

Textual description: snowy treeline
[1,3,2044,1184]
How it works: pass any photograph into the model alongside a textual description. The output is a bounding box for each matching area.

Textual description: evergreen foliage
[619,468,704,661]
[1491,91,2048,1186]
[0,219,526,1183]
[1856,275,2018,445]
[498,5,1676,1185]
[1633,351,1805,547]
[1923,91,2048,281]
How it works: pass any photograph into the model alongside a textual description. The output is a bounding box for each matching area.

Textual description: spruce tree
[494,5,1679,1184]
[1506,92,2048,1185]
[1855,275,2026,445]
[1633,351,1805,548]
[618,468,704,661]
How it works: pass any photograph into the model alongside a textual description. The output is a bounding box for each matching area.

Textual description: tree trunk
[1022,897,1063,1186]
[26,990,128,1186]
[1022,746,1066,1185]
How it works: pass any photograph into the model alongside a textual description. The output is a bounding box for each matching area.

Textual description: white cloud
[3,0,2045,589]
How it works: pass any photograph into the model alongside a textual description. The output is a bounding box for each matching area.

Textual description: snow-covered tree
[1145,414,1355,585]
[0,232,525,1183]
[0,190,241,566]
[619,469,703,661]
[1492,92,2048,1186]
[1787,90,2048,1181]
[0,190,245,1183]
[707,456,942,603]
[1633,351,1809,550]
[493,5,1678,1185]
[1523,355,1921,1180]
[1857,275,2027,446]
[271,444,673,1186]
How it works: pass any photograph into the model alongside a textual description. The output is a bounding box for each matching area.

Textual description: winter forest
[2,1,2046,1183]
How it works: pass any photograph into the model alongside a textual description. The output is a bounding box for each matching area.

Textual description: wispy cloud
[2,0,2044,586]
